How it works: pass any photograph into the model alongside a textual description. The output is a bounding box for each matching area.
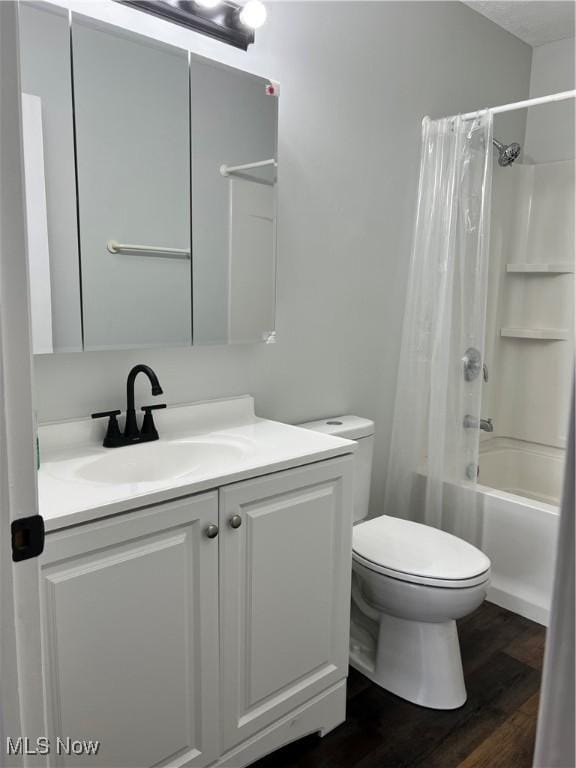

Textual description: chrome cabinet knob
[205,524,219,539]
[229,515,242,529]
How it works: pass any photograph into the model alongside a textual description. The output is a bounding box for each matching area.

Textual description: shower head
[493,138,521,167]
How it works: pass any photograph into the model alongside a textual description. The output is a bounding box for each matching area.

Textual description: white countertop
[38,395,356,532]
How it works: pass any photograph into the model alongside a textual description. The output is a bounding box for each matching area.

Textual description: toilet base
[350,613,467,710]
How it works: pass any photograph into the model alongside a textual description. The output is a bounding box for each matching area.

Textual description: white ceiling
[463,1,576,46]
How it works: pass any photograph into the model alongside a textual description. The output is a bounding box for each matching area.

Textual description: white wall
[33,1,531,515]
[524,36,575,163]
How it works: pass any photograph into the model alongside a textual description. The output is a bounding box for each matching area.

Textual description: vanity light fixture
[116,0,264,50]
[238,0,267,29]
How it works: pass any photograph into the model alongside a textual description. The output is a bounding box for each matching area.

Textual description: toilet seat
[352,516,491,589]
[352,551,490,588]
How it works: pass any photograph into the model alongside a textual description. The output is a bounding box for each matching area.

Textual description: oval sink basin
[74,441,245,485]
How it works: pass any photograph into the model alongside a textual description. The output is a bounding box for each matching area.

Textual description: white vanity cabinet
[38,455,353,767]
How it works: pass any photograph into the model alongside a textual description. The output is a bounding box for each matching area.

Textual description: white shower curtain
[384,112,493,544]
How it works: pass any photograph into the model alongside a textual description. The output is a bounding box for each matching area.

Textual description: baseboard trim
[487,588,550,626]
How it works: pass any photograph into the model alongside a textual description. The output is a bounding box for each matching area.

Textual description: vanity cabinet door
[39,493,219,768]
[219,457,354,752]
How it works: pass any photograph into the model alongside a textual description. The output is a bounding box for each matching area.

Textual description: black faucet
[91,364,166,448]
[124,364,163,439]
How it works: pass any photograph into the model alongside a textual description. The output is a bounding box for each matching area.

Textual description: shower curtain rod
[457,89,576,121]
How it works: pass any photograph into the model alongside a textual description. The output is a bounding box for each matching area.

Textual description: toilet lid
[352,516,490,583]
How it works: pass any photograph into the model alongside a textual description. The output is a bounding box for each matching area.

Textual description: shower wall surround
[484,159,575,462]
[33,0,532,517]
[483,37,575,503]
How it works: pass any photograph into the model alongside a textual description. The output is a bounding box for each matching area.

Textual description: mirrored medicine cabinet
[18,3,278,353]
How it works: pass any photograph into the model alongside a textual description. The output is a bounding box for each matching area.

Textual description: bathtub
[477,438,562,625]
[479,437,564,506]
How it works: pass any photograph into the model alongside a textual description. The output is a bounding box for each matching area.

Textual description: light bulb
[239,0,267,29]
[195,0,221,9]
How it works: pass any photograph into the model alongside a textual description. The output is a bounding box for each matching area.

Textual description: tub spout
[463,415,494,432]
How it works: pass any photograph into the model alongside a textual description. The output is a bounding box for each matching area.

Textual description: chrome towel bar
[106,240,190,259]
[220,158,277,177]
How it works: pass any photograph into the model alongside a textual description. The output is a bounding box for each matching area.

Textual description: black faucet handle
[91,409,122,420]
[91,410,123,448]
[140,403,166,440]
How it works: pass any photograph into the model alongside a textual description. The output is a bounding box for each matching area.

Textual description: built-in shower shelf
[506,263,574,274]
[500,327,568,340]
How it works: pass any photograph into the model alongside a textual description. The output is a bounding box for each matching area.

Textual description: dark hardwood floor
[251,602,546,768]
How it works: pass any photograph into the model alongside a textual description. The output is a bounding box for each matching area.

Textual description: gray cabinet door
[73,18,191,350]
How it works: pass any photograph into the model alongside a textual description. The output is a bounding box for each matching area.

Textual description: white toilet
[300,415,491,710]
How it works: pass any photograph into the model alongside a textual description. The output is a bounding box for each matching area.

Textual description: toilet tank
[298,415,375,523]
